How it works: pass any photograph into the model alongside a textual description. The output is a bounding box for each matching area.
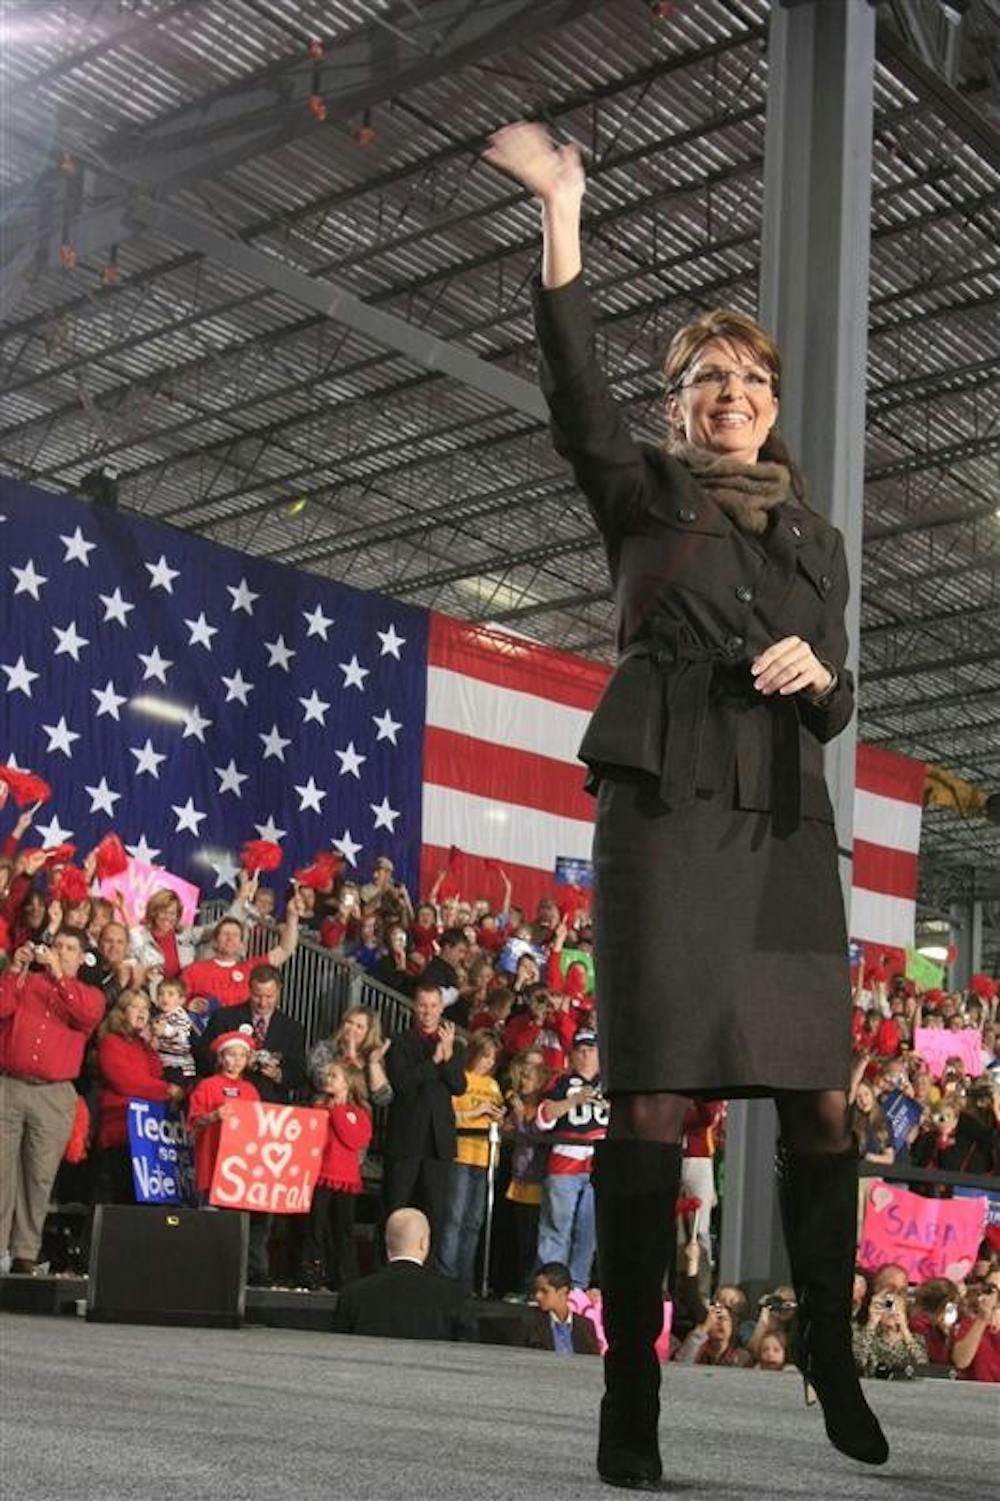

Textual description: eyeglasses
[682,365,775,393]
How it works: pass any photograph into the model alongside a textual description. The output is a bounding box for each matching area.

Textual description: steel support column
[720,0,876,1294]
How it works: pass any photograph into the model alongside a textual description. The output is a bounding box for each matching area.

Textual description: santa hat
[211,1025,257,1056]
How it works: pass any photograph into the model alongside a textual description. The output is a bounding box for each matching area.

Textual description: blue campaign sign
[555,856,593,889]
[127,1099,197,1205]
[881,1090,923,1154]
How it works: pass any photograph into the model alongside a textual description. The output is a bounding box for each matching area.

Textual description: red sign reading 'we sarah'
[209,1101,327,1213]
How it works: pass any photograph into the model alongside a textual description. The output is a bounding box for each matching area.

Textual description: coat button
[819,574,832,592]
[676,507,697,523]
[724,635,744,655]
[735,585,754,604]
[790,523,802,538]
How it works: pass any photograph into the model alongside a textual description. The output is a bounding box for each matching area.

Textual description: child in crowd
[302,1060,372,1289]
[437,1031,505,1290]
[149,977,197,1085]
[521,1262,600,1355]
[186,1029,260,1201]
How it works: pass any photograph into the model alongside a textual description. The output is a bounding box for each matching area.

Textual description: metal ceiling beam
[863,647,1000,684]
[861,683,1000,715]
[862,600,1000,638]
[0,10,763,319]
[0,0,608,315]
[864,433,1000,490]
[877,15,1000,168]
[127,198,547,423]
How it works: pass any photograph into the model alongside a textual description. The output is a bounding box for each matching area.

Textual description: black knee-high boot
[776,1143,889,1466]
[593,1139,681,1492]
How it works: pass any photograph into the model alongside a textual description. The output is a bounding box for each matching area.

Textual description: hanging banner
[127,1099,196,1205]
[858,1180,988,1283]
[209,1100,327,1213]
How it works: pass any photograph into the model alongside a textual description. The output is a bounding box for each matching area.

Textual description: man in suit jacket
[519,1263,601,1356]
[332,1209,471,1341]
[383,981,466,1253]
[196,966,306,1284]
[196,965,305,1102]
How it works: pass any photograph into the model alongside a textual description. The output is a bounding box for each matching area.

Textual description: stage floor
[1,1313,992,1500]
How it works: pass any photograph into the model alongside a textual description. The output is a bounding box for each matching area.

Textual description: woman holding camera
[952,1269,1000,1382]
[852,1287,927,1379]
[483,120,887,1486]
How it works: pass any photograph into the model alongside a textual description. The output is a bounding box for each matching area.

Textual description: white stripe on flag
[853,788,923,855]
[849,887,916,950]
[421,783,593,867]
[425,665,590,764]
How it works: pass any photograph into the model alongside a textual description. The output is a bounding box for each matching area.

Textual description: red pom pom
[0,765,52,807]
[923,987,944,1008]
[294,851,342,890]
[41,842,77,866]
[93,833,129,881]
[969,972,998,1001]
[55,866,91,904]
[240,838,282,873]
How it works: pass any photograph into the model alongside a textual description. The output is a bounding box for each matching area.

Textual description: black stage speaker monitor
[87,1205,247,1328]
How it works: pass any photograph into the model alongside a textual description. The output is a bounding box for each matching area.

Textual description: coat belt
[619,621,802,834]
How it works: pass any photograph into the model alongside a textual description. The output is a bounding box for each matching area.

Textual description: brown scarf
[671,441,790,535]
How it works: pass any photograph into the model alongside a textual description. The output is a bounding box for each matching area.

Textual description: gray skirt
[592,769,851,1097]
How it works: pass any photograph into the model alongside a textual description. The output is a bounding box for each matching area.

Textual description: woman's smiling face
[668,337,778,464]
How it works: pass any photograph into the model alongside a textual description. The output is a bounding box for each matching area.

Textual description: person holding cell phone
[483,118,886,1486]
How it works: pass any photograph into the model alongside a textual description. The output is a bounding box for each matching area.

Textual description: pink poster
[912,1027,985,1081]
[858,1180,988,1283]
[99,856,201,927]
[210,1101,327,1213]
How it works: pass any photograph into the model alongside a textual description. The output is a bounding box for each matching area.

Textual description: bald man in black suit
[331,1210,472,1342]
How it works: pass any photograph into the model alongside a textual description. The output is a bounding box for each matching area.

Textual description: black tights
[607,1089,852,1156]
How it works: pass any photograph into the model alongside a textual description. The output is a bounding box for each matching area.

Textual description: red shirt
[186,1073,260,1192]
[0,969,103,1082]
[503,1007,578,1074]
[683,1101,724,1158]
[181,954,271,1009]
[317,1101,373,1193]
[954,1318,1000,1383]
[157,929,181,981]
[96,1032,174,1148]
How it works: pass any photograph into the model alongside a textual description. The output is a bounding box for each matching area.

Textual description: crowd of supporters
[0,805,997,1380]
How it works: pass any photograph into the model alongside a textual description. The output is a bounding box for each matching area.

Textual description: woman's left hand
[751,636,833,699]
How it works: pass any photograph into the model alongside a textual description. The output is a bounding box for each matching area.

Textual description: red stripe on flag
[419,844,570,921]
[428,611,609,712]
[855,744,926,804]
[853,840,919,902]
[423,726,593,822]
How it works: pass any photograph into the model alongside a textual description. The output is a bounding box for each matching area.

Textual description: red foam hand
[93,832,129,881]
[240,839,283,873]
[0,766,52,807]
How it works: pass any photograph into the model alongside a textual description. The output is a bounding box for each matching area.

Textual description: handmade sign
[881,1090,924,1154]
[911,1027,984,1080]
[904,948,944,990]
[858,1180,988,1283]
[127,1100,196,1205]
[99,857,200,926]
[209,1100,327,1213]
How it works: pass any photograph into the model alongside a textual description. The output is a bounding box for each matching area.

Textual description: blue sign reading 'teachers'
[127,1099,197,1205]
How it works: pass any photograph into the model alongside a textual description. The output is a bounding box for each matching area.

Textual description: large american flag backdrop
[1,478,923,940]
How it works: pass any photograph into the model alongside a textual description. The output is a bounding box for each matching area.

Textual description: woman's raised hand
[483,121,585,207]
